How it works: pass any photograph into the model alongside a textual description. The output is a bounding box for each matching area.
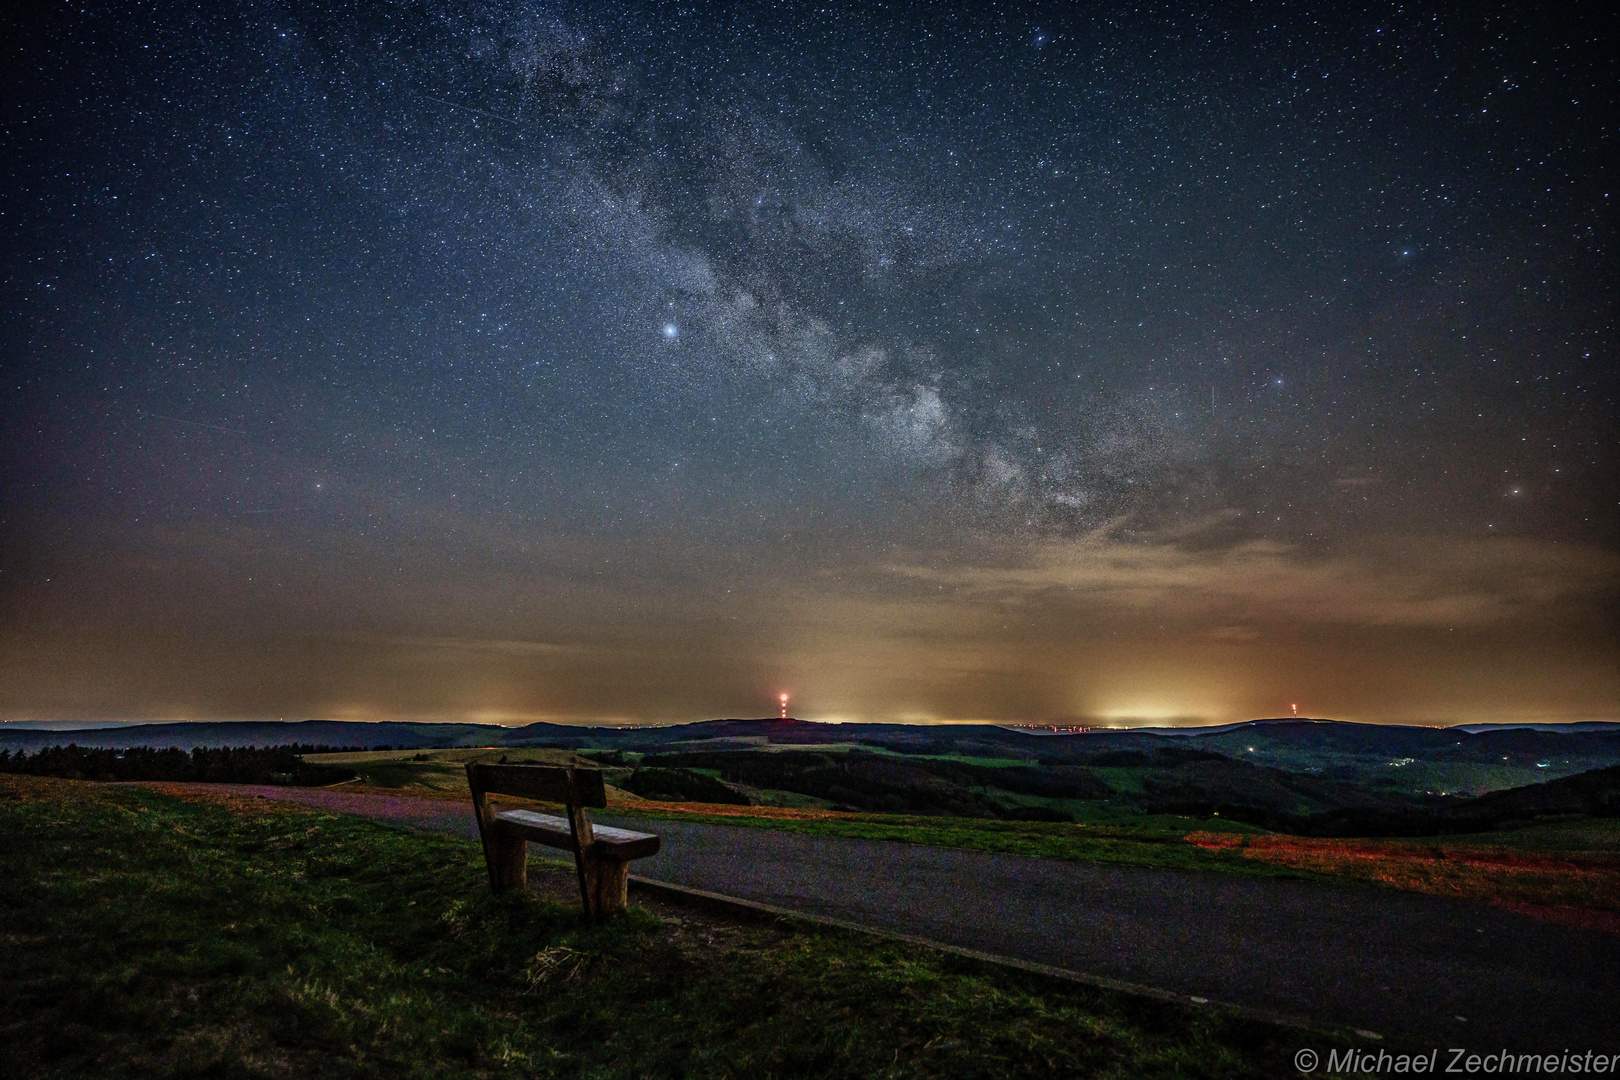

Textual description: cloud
[350,635,582,658]
[888,534,1620,629]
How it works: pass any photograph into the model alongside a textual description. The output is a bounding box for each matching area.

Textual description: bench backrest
[465,762,607,922]
[466,763,606,808]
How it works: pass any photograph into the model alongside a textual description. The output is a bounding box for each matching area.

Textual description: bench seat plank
[495,810,661,861]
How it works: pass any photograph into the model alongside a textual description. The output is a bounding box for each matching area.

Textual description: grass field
[0,774,1327,1078]
[302,748,1620,932]
[1182,831,1620,932]
[608,804,1297,875]
[310,747,583,795]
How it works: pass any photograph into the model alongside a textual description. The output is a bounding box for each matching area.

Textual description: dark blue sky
[3,1,1615,726]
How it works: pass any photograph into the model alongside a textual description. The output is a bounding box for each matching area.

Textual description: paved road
[609,817,1620,1051]
[218,787,1620,1049]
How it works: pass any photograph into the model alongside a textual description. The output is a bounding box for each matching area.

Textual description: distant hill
[0,720,502,753]
[5,716,1617,838]
[1466,763,1620,819]
[3,715,1617,761]
[1454,722,1620,734]
[1184,718,1620,764]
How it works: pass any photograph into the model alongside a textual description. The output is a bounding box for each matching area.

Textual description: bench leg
[488,831,527,893]
[584,853,630,916]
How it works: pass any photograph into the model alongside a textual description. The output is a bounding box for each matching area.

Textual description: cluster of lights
[780,693,788,719]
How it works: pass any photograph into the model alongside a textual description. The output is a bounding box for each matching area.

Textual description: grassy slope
[310,747,582,795]
[308,748,1620,927]
[308,750,1317,879]
[607,805,1300,878]
[0,775,1315,1079]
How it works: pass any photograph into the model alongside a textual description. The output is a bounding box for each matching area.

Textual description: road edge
[628,874,1376,1042]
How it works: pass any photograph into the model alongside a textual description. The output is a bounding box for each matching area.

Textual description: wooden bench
[465,763,660,921]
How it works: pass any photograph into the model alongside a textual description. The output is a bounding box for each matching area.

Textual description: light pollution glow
[2,525,1614,728]
[1,2,1614,729]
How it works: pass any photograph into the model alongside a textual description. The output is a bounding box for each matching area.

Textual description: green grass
[307,747,1338,882]
[307,748,1620,904]
[309,748,583,795]
[1198,747,1609,798]
[1437,816,1620,853]
[598,808,1325,883]
[0,777,1322,1078]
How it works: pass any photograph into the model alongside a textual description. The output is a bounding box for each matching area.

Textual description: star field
[1,1,1614,726]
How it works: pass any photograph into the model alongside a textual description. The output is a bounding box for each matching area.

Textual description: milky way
[3,2,1615,726]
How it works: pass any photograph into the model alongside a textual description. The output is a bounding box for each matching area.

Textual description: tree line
[0,744,361,786]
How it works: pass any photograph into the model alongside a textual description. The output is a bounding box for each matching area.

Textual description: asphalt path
[608,816,1620,1051]
[214,787,1619,1049]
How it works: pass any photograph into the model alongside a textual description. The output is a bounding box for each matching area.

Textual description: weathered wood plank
[495,810,661,860]
[585,852,631,914]
[488,830,527,892]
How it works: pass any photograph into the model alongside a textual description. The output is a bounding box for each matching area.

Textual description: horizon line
[3,715,1616,733]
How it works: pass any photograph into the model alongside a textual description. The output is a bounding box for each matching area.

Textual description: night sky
[3,1,1615,727]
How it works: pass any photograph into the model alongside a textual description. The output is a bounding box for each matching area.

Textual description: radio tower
[779,693,789,719]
